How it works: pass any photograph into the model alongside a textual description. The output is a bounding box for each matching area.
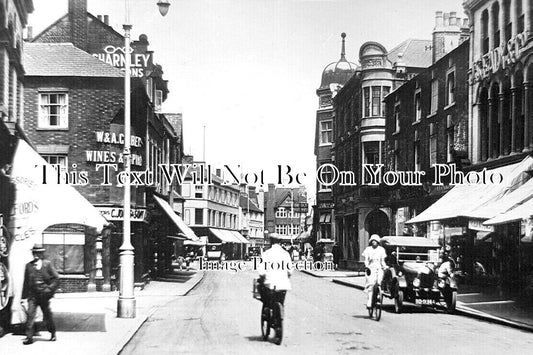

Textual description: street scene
[2,0,533,354]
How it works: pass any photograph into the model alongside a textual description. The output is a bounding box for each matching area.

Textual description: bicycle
[254,279,284,345]
[367,275,383,321]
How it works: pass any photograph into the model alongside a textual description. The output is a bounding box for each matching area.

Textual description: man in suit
[22,244,59,345]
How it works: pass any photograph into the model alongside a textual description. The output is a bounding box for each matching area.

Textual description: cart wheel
[446,290,457,314]
[261,304,270,340]
[394,290,403,314]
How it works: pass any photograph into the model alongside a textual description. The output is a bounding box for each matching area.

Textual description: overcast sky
[28,0,465,201]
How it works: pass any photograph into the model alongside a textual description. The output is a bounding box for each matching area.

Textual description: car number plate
[415,299,434,305]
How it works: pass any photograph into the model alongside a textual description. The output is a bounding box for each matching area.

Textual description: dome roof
[320,33,358,89]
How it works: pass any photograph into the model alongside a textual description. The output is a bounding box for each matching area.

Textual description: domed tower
[314,33,357,242]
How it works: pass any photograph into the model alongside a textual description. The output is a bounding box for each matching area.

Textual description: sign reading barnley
[92,45,152,78]
[473,32,527,82]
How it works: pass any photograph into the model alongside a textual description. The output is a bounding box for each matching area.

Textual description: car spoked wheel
[261,305,270,340]
[394,290,403,313]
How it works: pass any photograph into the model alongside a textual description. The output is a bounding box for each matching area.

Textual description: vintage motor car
[380,236,458,314]
[314,238,335,263]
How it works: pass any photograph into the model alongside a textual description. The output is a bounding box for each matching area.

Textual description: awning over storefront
[8,139,110,324]
[407,157,533,224]
[231,230,250,244]
[153,195,199,241]
[483,196,533,225]
[209,228,238,243]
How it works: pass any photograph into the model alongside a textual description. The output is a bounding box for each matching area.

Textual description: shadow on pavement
[54,312,106,332]
[245,335,265,342]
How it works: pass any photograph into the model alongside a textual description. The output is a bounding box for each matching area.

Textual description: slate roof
[387,39,432,69]
[24,43,124,78]
[274,188,307,208]
[240,195,263,214]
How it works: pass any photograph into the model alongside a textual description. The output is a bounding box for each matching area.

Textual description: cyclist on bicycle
[258,234,292,311]
[362,234,387,309]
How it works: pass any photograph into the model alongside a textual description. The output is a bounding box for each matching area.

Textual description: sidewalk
[301,269,533,332]
[0,268,204,355]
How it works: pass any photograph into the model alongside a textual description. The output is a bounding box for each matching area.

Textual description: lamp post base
[117,297,136,318]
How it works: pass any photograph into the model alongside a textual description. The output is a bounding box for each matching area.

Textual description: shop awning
[209,228,237,243]
[153,195,199,241]
[483,196,533,225]
[407,157,533,224]
[231,230,250,244]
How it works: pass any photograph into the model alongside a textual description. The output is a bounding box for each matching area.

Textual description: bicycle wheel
[261,304,270,340]
[274,302,283,345]
[375,289,383,321]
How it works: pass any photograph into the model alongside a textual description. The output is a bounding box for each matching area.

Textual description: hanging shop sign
[472,32,527,82]
[97,207,147,222]
[92,45,152,78]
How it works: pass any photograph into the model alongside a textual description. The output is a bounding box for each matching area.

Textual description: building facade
[0,0,34,337]
[331,37,433,268]
[239,185,265,248]
[314,33,357,243]
[264,184,308,243]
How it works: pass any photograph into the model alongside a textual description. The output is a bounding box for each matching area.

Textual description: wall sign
[85,131,144,167]
[92,45,152,78]
[469,219,494,232]
[472,32,527,82]
[97,207,147,222]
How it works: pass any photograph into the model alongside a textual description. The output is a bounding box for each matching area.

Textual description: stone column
[488,98,495,159]
[524,82,531,152]
[511,87,517,152]
[499,93,505,157]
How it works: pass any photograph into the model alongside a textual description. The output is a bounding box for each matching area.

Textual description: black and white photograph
[1,0,533,354]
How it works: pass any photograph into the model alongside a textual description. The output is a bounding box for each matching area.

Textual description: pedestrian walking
[21,244,59,345]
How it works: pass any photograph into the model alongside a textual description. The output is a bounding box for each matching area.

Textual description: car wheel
[394,290,403,313]
[446,290,457,314]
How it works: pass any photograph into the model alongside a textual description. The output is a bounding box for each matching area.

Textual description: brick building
[0,0,34,337]
[21,0,189,292]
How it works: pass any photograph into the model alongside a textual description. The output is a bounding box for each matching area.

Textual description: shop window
[42,224,85,274]
[38,93,68,129]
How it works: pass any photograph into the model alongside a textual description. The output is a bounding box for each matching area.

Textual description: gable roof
[387,39,432,69]
[240,195,263,213]
[274,188,306,208]
[24,43,124,78]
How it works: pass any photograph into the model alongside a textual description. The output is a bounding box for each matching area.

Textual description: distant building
[239,185,265,248]
[182,162,249,259]
[264,184,308,242]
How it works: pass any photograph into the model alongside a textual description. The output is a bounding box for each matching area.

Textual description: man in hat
[21,244,59,345]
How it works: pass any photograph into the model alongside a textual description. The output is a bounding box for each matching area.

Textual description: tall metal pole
[118,0,135,317]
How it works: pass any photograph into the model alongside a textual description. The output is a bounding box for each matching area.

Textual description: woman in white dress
[362,234,387,309]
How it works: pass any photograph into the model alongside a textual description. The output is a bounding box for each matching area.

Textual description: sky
[27,0,466,202]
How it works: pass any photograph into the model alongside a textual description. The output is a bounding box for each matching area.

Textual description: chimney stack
[26,26,33,41]
[68,0,88,50]
[104,15,109,25]
[435,11,443,27]
[97,15,102,22]
[443,12,450,26]
[449,11,457,26]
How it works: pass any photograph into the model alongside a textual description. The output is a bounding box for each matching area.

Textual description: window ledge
[444,102,456,111]
[319,143,333,147]
[36,127,69,131]
[412,120,421,126]
[426,112,438,119]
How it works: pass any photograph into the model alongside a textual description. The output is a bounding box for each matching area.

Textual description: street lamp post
[118,0,171,319]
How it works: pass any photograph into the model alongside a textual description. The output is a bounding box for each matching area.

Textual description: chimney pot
[104,15,109,25]
[97,15,102,21]
[450,11,457,26]
[435,11,444,27]
[26,26,33,40]
[443,12,450,26]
